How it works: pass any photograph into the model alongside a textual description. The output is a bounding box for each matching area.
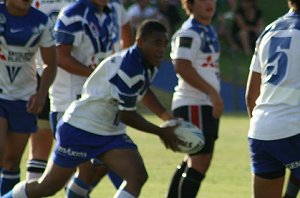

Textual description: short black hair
[135,20,167,40]
[289,0,300,11]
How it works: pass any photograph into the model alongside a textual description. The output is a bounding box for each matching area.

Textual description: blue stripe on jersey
[55,31,75,45]
[189,18,220,53]
[55,21,83,34]
[0,5,49,46]
[55,0,119,53]
[118,94,138,108]
[270,13,300,31]
[256,12,300,47]
[109,46,153,109]
[110,74,144,95]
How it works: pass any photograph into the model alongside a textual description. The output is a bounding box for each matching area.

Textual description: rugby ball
[160,119,205,154]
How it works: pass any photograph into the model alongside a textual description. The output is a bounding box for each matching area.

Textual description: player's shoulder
[26,6,50,25]
[117,47,146,77]
[61,1,88,17]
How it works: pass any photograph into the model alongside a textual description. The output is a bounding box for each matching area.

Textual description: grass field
[19,113,257,198]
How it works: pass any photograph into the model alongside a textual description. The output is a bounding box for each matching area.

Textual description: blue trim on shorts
[0,98,37,133]
[51,122,137,168]
[249,134,300,180]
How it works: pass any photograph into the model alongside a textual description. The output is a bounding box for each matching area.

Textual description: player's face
[6,0,33,16]
[139,32,169,66]
[192,0,216,25]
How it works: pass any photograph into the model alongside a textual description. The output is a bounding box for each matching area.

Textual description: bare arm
[119,110,178,151]
[174,59,224,118]
[245,71,261,117]
[27,46,56,114]
[141,89,173,121]
[121,22,134,49]
[56,45,94,77]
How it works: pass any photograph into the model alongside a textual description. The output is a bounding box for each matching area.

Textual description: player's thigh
[253,174,284,198]
[100,148,147,180]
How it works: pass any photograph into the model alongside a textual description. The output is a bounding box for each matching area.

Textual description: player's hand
[208,91,224,118]
[27,92,46,114]
[159,123,180,152]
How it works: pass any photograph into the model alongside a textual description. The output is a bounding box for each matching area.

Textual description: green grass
[19,114,255,198]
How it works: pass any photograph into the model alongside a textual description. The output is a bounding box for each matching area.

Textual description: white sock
[12,181,28,198]
[113,190,135,198]
[26,160,47,181]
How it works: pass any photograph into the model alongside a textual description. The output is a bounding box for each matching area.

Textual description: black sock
[167,161,187,198]
[179,168,205,198]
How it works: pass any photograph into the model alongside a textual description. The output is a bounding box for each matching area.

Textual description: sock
[0,169,20,196]
[179,168,205,198]
[108,171,123,189]
[66,177,90,198]
[113,190,135,198]
[26,159,47,181]
[2,181,28,198]
[166,161,187,198]
[285,174,300,198]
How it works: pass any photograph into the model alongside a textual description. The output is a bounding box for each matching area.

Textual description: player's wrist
[159,111,173,121]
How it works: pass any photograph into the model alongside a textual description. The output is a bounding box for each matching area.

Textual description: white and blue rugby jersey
[0,3,54,101]
[171,16,221,110]
[63,46,157,136]
[49,0,128,112]
[32,0,76,74]
[249,11,300,140]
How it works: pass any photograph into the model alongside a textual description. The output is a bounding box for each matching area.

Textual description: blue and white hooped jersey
[170,16,221,110]
[0,3,54,101]
[63,45,157,136]
[49,0,128,112]
[249,11,300,140]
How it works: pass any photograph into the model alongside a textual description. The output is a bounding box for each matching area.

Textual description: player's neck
[6,5,29,16]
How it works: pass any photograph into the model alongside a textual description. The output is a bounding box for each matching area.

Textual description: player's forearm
[119,110,164,136]
[38,63,56,98]
[57,55,93,77]
[141,89,173,121]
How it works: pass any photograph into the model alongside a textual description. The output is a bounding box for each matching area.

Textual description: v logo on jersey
[6,66,21,83]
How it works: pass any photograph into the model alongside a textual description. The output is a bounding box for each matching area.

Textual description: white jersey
[0,3,54,101]
[49,0,129,112]
[171,16,221,110]
[63,46,158,135]
[248,11,300,140]
[32,0,76,73]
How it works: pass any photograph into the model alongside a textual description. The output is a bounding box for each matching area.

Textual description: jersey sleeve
[170,29,201,62]
[39,18,55,47]
[54,10,83,46]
